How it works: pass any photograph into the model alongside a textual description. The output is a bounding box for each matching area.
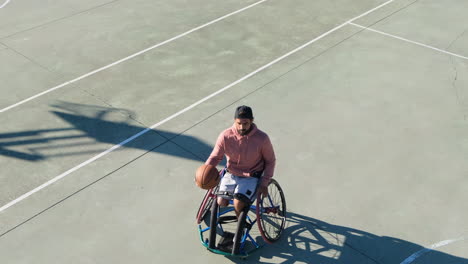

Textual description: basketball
[195,164,219,190]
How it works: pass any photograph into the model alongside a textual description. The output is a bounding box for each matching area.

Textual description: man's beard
[238,127,251,136]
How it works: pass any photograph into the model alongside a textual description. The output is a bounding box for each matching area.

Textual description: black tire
[208,198,219,249]
[232,207,248,255]
[256,179,286,243]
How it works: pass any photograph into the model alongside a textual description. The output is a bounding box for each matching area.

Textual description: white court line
[400,237,466,264]
[0,0,269,113]
[0,0,396,213]
[348,22,468,264]
[350,22,468,60]
[0,0,10,9]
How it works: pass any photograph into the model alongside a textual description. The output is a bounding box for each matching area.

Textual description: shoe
[217,241,233,252]
[217,232,234,252]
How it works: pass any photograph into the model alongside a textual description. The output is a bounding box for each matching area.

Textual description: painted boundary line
[349,24,468,264]
[0,0,396,213]
[0,0,10,9]
[350,23,468,60]
[0,0,269,113]
[400,237,466,264]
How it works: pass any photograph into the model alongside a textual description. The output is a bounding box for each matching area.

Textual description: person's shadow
[0,101,225,166]
[224,212,467,263]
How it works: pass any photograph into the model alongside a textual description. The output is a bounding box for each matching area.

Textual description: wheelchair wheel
[256,179,286,243]
[196,186,217,224]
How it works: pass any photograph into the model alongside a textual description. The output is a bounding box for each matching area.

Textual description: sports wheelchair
[196,168,286,257]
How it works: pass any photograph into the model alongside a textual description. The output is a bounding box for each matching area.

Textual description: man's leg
[233,198,246,217]
[217,172,235,207]
[233,176,258,217]
[217,197,230,207]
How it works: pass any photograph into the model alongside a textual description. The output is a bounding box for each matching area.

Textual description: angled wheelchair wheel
[256,179,286,243]
[196,186,218,225]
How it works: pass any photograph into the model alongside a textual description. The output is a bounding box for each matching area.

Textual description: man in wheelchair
[205,105,276,218]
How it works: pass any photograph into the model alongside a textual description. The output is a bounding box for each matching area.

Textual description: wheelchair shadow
[225,212,468,264]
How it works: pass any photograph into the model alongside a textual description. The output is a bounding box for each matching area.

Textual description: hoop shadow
[0,101,225,165]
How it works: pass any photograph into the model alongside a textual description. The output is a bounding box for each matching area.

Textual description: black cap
[234,105,254,119]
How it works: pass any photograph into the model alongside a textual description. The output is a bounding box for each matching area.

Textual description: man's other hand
[259,185,268,197]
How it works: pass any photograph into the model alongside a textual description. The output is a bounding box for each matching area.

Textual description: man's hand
[259,185,269,197]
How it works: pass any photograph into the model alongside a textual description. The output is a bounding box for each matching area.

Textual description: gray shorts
[218,172,258,202]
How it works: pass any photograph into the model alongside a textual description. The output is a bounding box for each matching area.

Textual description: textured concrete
[1,0,467,263]
[0,0,262,78]
[0,45,62,108]
[0,0,117,38]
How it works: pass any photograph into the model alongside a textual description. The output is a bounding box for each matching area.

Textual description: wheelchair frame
[196,168,286,257]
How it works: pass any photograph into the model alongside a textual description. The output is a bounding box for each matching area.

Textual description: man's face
[235,118,253,136]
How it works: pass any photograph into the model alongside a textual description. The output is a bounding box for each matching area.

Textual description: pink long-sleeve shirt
[205,123,276,187]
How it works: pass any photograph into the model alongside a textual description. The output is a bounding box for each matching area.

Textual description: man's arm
[260,135,276,188]
[205,132,225,167]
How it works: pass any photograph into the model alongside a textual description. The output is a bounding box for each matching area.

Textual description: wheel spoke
[258,180,286,242]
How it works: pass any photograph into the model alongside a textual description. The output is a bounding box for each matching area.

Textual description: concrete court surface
[0,0,467,263]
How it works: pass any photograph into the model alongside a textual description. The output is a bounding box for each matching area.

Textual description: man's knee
[234,193,252,206]
[217,197,229,207]
[233,199,245,215]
